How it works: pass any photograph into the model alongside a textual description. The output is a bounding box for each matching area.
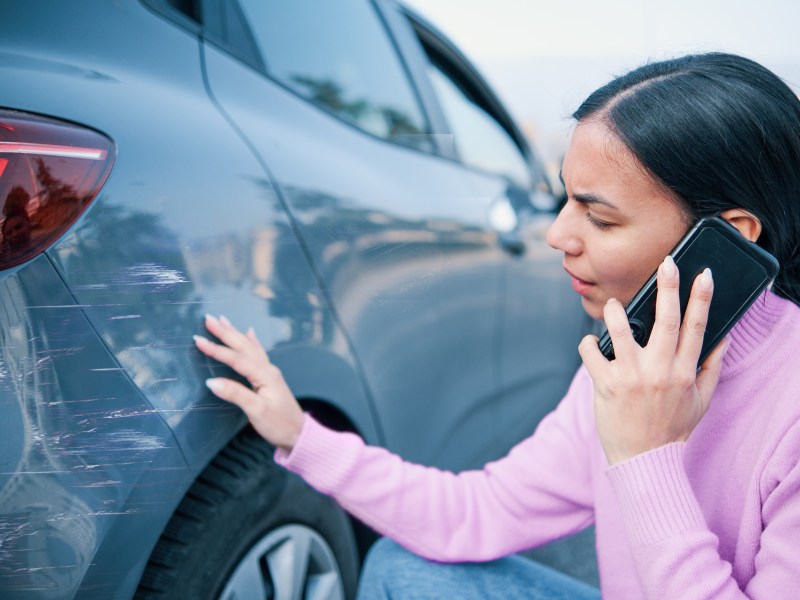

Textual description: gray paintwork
[0,0,590,597]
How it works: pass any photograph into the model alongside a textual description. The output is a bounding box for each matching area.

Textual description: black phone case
[598,216,779,365]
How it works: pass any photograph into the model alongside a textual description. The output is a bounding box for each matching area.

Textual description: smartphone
[597,216,779,365]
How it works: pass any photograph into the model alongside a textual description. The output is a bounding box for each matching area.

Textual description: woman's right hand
[194,315,304,451]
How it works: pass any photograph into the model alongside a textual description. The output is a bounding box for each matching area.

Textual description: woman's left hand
[579,255,730,465]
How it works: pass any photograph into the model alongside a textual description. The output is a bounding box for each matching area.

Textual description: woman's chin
[581,296,606,321]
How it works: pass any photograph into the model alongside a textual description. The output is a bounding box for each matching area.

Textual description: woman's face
[546,120,691,320]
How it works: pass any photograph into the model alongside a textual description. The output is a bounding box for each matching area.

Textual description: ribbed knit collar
[720,289,797,379]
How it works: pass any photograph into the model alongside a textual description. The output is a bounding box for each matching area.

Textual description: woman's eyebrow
[558,170,619,210]
[574,192,619,210]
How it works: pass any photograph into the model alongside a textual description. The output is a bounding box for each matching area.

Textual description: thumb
[696,337,729,410]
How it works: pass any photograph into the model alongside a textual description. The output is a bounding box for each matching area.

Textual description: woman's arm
[194,316,597,562]
[605,424,800,599]
[579,257,799,598]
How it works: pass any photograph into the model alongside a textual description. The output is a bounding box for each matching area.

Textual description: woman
[194,53,800,599]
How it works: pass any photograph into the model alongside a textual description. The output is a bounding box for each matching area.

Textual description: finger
[578,334,608,378]
[695,336,729,411]
[205,377,258,412]
[194,335,267,383]
[205,314,255,354]
[246,327,269,360]
[676,268,714,367]
[646,255,682,355]
[211,315,270,362]
[602,298,639,362]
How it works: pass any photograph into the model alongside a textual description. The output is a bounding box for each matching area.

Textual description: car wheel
[135,427,360,599]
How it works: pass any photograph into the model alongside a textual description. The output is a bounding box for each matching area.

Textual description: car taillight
[0,109,115,269]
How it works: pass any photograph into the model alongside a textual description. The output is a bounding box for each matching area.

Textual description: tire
[135,427,360,600]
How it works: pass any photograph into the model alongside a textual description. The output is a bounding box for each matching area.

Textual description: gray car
[0,1,590,598]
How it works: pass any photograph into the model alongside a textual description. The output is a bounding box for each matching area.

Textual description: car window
[237,0,430,149]
[424,54,532,188]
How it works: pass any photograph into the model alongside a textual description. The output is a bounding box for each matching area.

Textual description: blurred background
[403,0,800,186]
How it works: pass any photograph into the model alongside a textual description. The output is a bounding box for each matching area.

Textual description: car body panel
[465,177,590,453]
[382,1,589,460]
[0,254,189,598]
[203,38,512,471]
[1,0,380,457]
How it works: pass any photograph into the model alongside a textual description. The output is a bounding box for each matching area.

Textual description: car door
[199,0,513,471]
[394,6,592,455]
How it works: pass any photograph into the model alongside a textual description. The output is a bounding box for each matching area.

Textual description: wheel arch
[296,397,380,561]
[132,344,381,595]
[135,424,361,599]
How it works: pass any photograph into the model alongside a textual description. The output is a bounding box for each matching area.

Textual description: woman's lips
[571,277,595,296]
[565,267,596,296]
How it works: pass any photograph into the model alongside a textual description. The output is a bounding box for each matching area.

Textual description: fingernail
[606,297,617,306]
[699,268,713,290]
[662,255,677,277]
[205,313,217,323]
[205,378,224,393]
[220,315,231,326]
[193,334,208,344]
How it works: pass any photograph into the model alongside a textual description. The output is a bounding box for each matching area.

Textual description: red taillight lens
[0,110,115,269]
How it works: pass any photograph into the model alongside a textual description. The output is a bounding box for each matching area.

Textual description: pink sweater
[275,291,800,599]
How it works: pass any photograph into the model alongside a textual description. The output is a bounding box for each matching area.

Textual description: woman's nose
[546,201,582,255]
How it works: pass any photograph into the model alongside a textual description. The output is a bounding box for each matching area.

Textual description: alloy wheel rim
[218,524,344,600]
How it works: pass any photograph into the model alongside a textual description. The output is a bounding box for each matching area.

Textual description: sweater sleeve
[274,367,597,562]
[605,420,800,600]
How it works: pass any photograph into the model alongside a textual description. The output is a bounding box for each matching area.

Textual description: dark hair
[574,52,800,305]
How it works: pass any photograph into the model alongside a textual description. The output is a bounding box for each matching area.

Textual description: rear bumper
[0,255,189,599]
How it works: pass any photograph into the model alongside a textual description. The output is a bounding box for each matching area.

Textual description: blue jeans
[357,538,601,599]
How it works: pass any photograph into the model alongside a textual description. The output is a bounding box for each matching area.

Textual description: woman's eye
[586,212,613,230]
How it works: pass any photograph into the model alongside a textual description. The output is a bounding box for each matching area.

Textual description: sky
[402,0,800,165]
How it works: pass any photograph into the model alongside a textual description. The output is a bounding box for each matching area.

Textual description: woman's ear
[719,208,762,242]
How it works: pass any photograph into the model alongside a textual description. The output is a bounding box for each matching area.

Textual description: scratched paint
[120,264,189,287]
[0,257,188,595]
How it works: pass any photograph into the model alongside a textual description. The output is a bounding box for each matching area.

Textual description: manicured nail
[699,268,713,290]
[193,334,208,344]
[606,297,618,306]
[220,315,231,326]
[205,378,224,393]
[205,313,217,323]
[662,255,677,277]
